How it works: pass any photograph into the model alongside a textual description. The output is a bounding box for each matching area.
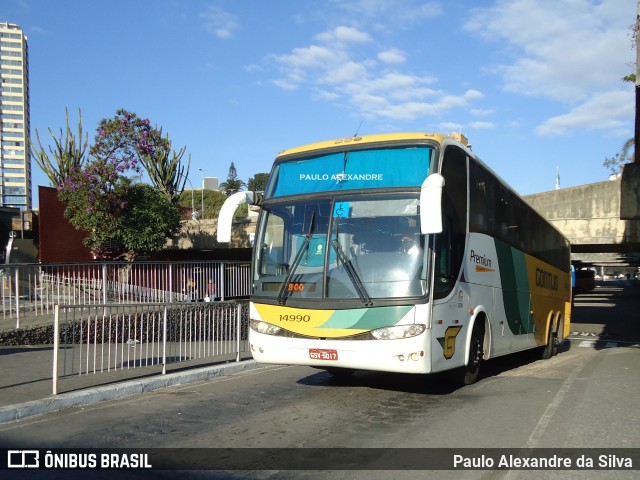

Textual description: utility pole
[199,168,205,219]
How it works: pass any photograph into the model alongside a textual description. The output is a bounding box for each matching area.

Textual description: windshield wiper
[277,212,315,305]
[330,239,373,307]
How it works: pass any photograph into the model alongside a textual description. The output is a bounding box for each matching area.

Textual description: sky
[3,0,636,207]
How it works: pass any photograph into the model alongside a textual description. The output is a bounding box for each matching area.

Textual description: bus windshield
[253,195,427,303]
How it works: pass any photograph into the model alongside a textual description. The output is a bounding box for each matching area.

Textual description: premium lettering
[470,250,492,269]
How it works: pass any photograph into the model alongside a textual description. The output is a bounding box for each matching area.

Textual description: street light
[198,168,206,220]
[178,172,196,220]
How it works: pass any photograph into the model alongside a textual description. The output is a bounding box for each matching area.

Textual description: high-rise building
[0,22,30,211]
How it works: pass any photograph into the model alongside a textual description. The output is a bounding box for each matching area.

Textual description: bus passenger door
[431,146,469,373]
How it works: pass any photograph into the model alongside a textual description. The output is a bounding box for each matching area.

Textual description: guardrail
[0,260,251,327]
[52,301,250,395]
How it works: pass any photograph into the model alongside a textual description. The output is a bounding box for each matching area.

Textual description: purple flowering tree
[57,109,185,260]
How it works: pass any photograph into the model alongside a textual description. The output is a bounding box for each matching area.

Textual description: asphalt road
[0,280,639,479]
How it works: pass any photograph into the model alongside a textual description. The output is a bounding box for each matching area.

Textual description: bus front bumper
[249,330,432,374]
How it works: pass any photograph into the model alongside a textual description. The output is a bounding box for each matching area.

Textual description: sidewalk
[0,343,267,425]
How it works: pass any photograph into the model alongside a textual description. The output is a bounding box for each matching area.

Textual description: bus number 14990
[279,314,311,322]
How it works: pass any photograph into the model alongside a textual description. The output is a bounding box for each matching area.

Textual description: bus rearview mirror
[420,173,445,234]
[217,191,260,243]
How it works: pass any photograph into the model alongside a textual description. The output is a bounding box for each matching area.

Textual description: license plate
[309,348,338,361]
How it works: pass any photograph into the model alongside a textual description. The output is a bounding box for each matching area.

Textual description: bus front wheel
[450,323,484,386]
[325,367,355,378]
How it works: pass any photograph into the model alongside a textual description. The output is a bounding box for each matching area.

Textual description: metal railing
[0,260,251,327]
[52,301,250,395]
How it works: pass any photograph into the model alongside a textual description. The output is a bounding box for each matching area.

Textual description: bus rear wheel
[540,323,558,360]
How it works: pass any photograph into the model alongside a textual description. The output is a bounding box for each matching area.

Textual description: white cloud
[320,61,369,85]
[378,49,406,64]
[439,122,465,132]
[536,89,633,136]
[315,26,372,45]
[465,0,634,135]
[200,6,239,39]
[468,121,495,130]
[273,44,347,70]
[466,0,632,100]
[244,64,262,73]
[471,108,495,117]
[270,23,479,122]
[333,0,443,25]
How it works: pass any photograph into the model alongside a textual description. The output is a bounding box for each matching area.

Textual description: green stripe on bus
[495,239,534,335]
[319,305,413,330]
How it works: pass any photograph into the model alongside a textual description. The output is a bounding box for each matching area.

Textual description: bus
[217,132,572,384]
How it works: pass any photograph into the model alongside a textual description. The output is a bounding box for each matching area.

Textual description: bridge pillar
[621,162,640,220]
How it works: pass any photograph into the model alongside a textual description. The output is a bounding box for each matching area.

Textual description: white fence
[0,260,251,327]
[52,301,250,395]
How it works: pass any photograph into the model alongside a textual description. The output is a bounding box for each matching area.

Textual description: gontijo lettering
[535,268,558,291]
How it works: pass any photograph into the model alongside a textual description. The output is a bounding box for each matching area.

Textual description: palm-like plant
[31,108,88,186]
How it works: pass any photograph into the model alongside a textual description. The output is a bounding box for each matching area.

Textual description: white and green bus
[218,132,572,384]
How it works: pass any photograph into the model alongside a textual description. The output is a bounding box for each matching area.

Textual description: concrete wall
[524,178,634,246]
[524,178,640,267]
[621,162,640,219]
[166,218,256,250]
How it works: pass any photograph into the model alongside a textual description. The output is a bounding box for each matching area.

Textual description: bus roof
[276,132,470,158]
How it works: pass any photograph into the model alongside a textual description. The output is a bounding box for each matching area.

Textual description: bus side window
[469,160,495,234]
[434,146,467,300]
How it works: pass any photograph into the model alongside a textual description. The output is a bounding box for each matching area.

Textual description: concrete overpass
[524,163,640,272]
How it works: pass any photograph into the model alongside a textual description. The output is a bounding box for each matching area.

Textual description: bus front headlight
[371,324,426,340]
[250,320,282,336]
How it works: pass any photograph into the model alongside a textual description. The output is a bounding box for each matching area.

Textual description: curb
[0,360,274,425]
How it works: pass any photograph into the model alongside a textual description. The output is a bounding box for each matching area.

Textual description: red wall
[38,186,94,263]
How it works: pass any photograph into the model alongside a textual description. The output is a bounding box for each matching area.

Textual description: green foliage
[219,162,246,196]
[603,138,634,174]
[178,188,247,218]
[52,109,189,260]
[31,108,88,186]
[119,184,182,256]
[59,165,181,260]
[91,109,189,202]
[248,172,269,192]
[57,156,136,258]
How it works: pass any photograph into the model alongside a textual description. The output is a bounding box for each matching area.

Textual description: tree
[31,108,88,186]
[119,184,182,255]
[53,109,188,261]
[91,109,190,202]
[219,162,246,196]
[603,138,634,175]
[247,173,269,192]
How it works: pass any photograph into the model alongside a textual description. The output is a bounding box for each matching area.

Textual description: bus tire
[540,322,557,360]
[325,367,355,378]
[451,322,484,386]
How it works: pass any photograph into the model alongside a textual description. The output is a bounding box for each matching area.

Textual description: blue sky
[4,0,635,207]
